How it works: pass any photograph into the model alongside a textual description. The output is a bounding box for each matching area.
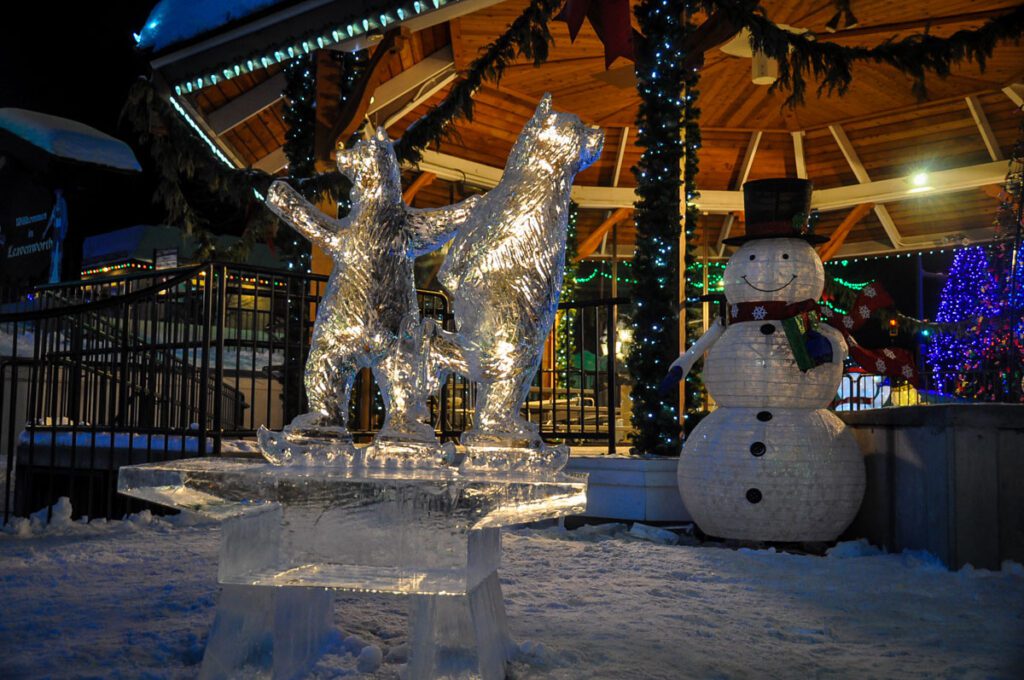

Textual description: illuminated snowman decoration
[668,179,864,542]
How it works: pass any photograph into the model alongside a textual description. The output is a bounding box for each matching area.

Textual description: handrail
[0,266,205,323]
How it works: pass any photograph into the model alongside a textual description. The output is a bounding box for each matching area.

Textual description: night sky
[0,1,163,273]
[0,3,152,142]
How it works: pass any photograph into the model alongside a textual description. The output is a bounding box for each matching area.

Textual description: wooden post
[678,89,688,427]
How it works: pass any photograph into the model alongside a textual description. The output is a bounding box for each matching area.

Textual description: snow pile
[0,108,142,172]
[0,327,36,357]
[2,514,1022,678]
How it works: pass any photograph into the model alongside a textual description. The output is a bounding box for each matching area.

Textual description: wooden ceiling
[178,0,1024,258]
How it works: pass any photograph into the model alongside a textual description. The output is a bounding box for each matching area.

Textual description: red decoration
[556,0,638,68]
[730,283,919,386]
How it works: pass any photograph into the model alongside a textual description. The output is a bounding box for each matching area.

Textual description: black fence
[833,368,1017,411]
[1,264,627,520]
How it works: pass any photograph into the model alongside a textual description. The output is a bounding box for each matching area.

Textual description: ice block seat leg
[406,573,514,680]
[200,584,333,680]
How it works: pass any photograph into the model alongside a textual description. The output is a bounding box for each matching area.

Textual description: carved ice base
[460,444,569,475]
[118,458,587,679]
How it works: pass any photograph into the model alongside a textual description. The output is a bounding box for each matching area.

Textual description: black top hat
[723,178,827,246]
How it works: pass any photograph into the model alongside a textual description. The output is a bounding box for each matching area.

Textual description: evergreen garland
[122,77,349,265]
[680,7,705,435]
[394,0,562,164]
[282,54,318,180]
[555,202,580,389]
[628,0,686,456]
[699,1,1024,106]
[121,79,277,260]
[331,49,371,163]
[279,53,318,272]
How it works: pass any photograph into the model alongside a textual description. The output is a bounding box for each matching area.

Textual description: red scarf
[728,283,919,386]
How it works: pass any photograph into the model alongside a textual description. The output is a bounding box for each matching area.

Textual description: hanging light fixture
[751,50,779,85]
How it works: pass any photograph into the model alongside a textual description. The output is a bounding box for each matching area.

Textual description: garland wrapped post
[280,53,317,274]
[627,0,687,456]
[556,202,580,389]
[680,6,705,435]
[280,53,317,422]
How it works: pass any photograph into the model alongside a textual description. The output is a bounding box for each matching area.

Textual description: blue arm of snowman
[658,320,726,395]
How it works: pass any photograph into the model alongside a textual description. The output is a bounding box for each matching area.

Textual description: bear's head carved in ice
[334,127,401,203]
[722,238,824,304]
[505,93,604,177]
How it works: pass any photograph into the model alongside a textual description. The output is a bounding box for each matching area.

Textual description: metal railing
[833,367,1020,411]
[1,265,627,520]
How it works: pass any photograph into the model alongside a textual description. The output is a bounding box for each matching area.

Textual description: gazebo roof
[139,0,1024,259]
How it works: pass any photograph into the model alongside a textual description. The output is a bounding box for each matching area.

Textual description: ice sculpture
[432,93,604,473]
[665,178,865,542]
[258,128,477,466]
[119,458,586,679]
[118,97,595,679]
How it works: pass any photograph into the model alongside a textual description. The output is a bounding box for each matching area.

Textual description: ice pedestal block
[118,457,587,679]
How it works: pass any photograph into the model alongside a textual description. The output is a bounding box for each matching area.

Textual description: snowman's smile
[742,274,797,293]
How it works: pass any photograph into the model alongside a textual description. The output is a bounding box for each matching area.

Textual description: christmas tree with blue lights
[927,139,1023,402]
[927,246,996,396]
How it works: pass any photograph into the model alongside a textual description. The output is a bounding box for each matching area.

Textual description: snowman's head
[723,237,824,304]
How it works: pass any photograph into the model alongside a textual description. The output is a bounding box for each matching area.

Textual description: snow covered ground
[1,506,1022,679]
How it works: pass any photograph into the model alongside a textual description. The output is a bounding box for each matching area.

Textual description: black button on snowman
[667,179,865,543]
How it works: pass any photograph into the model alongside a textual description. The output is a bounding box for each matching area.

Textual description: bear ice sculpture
[259,128,477,465]
[431,94,604,472]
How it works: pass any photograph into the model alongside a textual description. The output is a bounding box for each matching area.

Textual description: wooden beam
[575,208,632,262]
[818,202,874,262]
[1004,83,1024,110]
[368,47,454,117]
[791,130,807,179]
[829,123,902,249]
[965,95,1004,161]
[822,7,1017,41]
[813,160,1009,209]
[717,130,762,254]
[383,72,457,129]
[612,127,629,188]
[835,226,1000,258]
[414,150,1009,215]
[253,147,287,174]
[318,28,407,160]
[981,184,1005,201]
[402,171,436,204]
[207,72,286,135]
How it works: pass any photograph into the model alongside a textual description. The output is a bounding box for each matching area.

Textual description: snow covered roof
[138,0,449,95]
[137,0,291,51]
[0,109,141,173]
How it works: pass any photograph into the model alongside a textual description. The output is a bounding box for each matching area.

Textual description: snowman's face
[723,238,824,304]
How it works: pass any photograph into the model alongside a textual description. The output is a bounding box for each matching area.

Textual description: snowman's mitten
[658,365,684,395]
[804,330,833,367]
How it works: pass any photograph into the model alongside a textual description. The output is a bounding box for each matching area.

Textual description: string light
[81,261,155,277]
[164,1,451,95]
[627,0,695,454]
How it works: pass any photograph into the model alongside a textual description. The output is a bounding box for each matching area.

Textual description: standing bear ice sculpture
[259,127,477,466]
[431,94,604,472]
